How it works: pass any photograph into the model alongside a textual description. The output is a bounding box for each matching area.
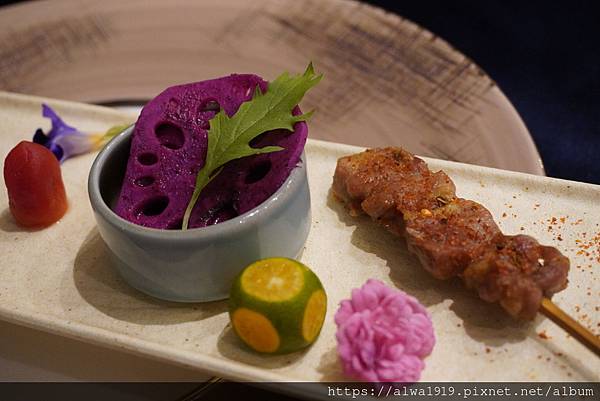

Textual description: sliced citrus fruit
[229,257,327,354]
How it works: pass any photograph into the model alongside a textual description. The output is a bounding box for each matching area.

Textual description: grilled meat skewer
[333,148,569,320]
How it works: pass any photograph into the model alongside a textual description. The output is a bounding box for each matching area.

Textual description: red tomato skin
[3,141,68,227]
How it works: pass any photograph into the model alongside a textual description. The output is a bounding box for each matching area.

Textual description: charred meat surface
[332,147,570,320]
[333,148,456,235]
[405,199,502,280]
[463,235,570,320]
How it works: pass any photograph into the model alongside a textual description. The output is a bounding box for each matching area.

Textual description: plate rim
[0,0,546,176]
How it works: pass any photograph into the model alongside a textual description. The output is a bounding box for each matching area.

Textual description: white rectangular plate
[0,92,598,382]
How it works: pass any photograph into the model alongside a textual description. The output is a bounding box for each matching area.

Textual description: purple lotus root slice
[114,74,308,229]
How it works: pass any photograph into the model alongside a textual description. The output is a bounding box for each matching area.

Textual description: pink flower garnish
[335,279,435,383]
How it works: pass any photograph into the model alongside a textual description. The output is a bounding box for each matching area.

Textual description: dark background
[368,0,600,185]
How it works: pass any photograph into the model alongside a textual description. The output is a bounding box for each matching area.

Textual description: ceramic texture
[0,0,544,176]
[88,127,311,302]
[0,93,598,383]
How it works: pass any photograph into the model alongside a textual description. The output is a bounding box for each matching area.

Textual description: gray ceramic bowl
[88,126,311,302]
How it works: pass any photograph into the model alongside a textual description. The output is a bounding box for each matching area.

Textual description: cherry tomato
[3,141,68,227]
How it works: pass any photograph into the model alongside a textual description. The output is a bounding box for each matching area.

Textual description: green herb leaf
[181,63,322,230]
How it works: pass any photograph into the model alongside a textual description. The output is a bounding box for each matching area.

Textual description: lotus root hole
[198,99,220,113]
[136,196,170,217]
[134,176,155,187]
[155,122,185,150]
[138,152,158,165]
[245,160,272,184]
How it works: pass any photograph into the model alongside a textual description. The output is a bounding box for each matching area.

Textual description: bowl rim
[88,126,308,241]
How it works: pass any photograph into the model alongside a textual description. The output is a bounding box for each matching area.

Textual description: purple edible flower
[33,104,106,163]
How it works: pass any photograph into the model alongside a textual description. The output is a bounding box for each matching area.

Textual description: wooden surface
[540,298,600,358]
[0,0,544,175]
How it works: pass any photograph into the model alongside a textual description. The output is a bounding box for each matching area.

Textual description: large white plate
[0,92,598,382]
[0,0,544,175]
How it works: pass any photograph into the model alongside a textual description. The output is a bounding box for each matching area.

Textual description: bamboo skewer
[540,297,600,357]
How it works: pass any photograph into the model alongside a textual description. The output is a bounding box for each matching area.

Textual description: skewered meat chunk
[332,147,570,320]
[463,235,570,320]
[405,199,502,280]
[333,148,425,202]
[333,148,456,235]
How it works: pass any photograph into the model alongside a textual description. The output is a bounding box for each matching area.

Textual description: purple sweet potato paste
[114,74,307,229]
